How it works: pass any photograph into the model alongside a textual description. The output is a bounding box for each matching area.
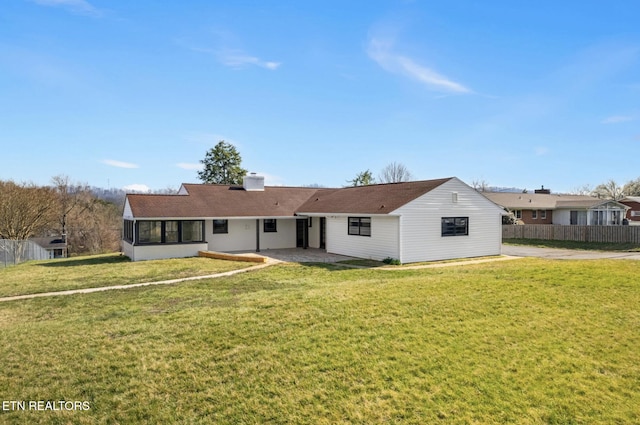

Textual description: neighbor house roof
[126,178,455,219]
[483,192,628,210]
[31,237,66,250]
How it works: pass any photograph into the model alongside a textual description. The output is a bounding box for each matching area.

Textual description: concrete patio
[230,248,357,263]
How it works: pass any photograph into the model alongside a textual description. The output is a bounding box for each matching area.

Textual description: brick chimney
[534,185,551,194]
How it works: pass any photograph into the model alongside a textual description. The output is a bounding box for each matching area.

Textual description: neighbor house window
[515,210,522,219]
[441,217,468,237]
[541,210,547,219]
[532,210,538,219]
[182,220,204,242]
[264,219,277,232]
[213,219,228,234]
[348,217,371,236]
[138,221,162,244]
[165,221,179,243]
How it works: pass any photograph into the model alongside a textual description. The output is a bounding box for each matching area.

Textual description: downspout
[397,215,403,264]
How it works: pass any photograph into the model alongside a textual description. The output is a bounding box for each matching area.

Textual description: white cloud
[123,184,150,193]
[31,0,103,16]
[367,37,471,94]
[177,162,202,171]
[601,115,635,124]
[184,43,280,70]
[217,49,281,70]
[102,159,139,169]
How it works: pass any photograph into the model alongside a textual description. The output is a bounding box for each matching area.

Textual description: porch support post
[256,219,260,252]
[304,218,309,249]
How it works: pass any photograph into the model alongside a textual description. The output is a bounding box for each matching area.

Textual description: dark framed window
[165,221,179,243]
[213,219,228,234]
[532,210,538,219]
[123,219,134,243]
[182,220,204,242]
[348,217,371,236]
[541,210,547,219]
[138,221,162,243]
[136,220,204,244]
[441,217,468,237]
[264,219,277,232]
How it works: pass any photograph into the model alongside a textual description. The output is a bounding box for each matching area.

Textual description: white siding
[307,217,320,248]
[394,178,503,263]
[326,215,399,261]
[207,219,257,252]
[123,199,133,220]
[260,218,297,250]
[126,242,208,261]
[206,218,299,252]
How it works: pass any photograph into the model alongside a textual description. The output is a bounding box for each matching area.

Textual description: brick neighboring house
[483,187,629,225]
[620,196,640,225]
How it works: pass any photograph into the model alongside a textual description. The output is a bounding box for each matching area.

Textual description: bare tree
[378,162,413,183]
[570,184,593,196]
[623,177,640,196]
[0,181,57,240]
[471,179,490,192]
[591,179,624,200]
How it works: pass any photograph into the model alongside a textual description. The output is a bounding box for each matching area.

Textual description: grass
[0,253,252,298]
[1,258,640,423]
[504,238,640,252]
[339,255,504,268]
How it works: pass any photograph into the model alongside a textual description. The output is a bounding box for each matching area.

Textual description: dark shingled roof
[127,184,323,218]
[298,178,453,214]
[126,178,454,218]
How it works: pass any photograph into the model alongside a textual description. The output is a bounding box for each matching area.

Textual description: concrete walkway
[0,261,276,303]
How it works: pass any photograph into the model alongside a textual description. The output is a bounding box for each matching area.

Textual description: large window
[182,221,204,242]
[348,217,371,236]
[213,219,228,234]
[165,221,179,243]
[441,217,468,237]
[264,219,277,233]
[136,220,204,244]
[138,221,162,243]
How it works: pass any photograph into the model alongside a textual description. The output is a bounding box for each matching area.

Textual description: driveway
[502,244,640,260]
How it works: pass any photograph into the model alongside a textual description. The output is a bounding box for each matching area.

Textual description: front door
[296,219,305,247]
[319,217,326,249]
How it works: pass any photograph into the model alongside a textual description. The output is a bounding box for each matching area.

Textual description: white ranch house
[122,176,505,263]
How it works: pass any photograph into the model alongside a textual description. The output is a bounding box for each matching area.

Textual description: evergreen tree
[197,141,248,184]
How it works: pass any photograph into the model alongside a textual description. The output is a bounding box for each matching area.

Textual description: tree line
[0,176,122,255]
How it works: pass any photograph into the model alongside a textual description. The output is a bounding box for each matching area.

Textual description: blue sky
[1,1,639,193]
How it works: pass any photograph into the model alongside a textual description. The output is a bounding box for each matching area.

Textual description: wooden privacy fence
[503,225,640,244]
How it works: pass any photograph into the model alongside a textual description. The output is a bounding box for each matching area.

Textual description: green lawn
[0,254,252,297]
[1,258,639,424]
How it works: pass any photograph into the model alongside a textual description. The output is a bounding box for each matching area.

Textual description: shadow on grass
[39,254,131,268]
[296,262,373,271]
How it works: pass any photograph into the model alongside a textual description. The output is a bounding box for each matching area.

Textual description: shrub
[382,257,401,265]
